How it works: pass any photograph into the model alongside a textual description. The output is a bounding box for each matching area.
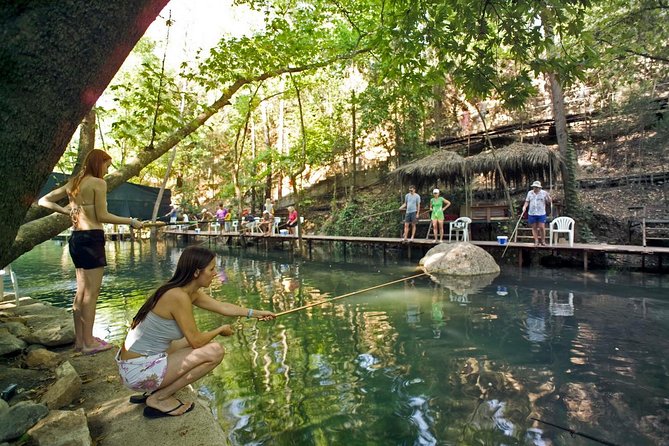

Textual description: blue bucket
[497,236,508,245]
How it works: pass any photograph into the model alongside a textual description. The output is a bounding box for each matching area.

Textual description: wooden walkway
[163,229,669,271]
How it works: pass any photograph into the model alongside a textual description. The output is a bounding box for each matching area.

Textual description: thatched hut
[393,142,561,191]
[394,150,466,188]
[466,142,561,190]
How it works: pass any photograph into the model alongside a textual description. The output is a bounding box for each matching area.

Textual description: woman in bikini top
[39,149,143,354]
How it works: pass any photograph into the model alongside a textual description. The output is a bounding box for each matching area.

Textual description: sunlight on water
[11,239,669,445]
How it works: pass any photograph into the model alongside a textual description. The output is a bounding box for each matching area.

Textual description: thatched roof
[394,150,466,185]
[393,142,561,190]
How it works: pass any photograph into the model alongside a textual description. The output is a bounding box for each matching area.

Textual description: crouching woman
[116,246,275,418]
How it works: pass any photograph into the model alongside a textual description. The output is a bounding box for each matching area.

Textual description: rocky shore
[0,295,227,446]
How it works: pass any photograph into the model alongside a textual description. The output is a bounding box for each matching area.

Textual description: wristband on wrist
[246,308,254,319]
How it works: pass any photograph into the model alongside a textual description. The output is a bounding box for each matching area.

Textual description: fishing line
[275,272,428,317]
[530,417,620,446]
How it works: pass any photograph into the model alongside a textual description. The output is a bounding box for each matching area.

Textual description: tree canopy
[1,0,667,266]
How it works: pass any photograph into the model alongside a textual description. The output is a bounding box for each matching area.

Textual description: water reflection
[12,241,669,445]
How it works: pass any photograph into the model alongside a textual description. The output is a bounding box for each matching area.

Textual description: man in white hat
[521,181,552,246]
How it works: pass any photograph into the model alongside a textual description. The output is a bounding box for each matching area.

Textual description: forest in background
[2,0,668,266]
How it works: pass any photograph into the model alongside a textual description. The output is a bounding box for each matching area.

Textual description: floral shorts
[116,350,168,392]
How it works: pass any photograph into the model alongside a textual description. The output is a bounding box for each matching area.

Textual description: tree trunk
[262,103,273,200]
[0,0,169,268]
[351,90,357,196]
[547,72,580,216]
[540,7,581,219]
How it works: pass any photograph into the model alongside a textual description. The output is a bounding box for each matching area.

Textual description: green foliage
[585,0,669,81]
[107,37,184,159]
[321,197,400,237]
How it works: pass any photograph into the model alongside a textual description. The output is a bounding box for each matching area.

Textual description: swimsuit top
[124,311,184,356]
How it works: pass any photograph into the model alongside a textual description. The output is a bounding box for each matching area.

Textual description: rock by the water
[0,401,49,442]
[427,273,498,295]
[0,321,30,339]
[40,361,82,409]
[25,348,62,370]
[419,242,500,276]
[28,409,92,446]
[0,328,27,356]
[5,301,74,347]
[0,366,51,403]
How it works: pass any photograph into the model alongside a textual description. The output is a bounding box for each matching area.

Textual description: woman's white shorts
[116,350,168,392]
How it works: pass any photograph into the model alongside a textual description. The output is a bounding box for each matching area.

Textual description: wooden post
[583,250,588,272]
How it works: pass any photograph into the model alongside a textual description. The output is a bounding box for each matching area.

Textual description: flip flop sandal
[143,400,194,419]
[82,339,113,356]
[129,391,154,404]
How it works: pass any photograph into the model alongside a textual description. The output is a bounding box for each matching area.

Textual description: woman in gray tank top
[116,246,275,418]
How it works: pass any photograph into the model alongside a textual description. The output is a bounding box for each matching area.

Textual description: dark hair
[130,246,216,328]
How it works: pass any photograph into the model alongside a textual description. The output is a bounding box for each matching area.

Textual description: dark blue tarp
[39,173,171,221]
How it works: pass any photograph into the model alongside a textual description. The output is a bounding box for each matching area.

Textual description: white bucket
[497,236,508,245]
[279,229,289,236]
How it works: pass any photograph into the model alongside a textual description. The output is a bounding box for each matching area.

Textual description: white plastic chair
[272,217,281,235]
[231,220,239,233]
[250,217,262,234]
[449,217,471,242]
[549,216,575,247]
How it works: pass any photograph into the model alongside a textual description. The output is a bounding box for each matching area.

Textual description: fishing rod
[530,417,620,446]
[275,272,427,317]
[141,219,220,228]
[501,213,523,258]
[361,209,398,220]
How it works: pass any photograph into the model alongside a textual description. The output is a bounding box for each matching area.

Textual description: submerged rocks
[419,242,501,276]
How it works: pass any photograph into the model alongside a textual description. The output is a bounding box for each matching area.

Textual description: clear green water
[10,239,669,445]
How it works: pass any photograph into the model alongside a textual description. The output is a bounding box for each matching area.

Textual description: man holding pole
[400,185,421,241]
[522,180,552,246]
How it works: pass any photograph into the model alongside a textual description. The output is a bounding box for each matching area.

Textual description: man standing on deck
[400,185,421,241]
[522,181,552,246]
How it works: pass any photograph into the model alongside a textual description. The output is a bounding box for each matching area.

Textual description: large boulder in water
[427,272,498,294]
[419,242,500,276]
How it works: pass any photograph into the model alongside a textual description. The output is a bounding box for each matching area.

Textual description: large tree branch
[5,49,371,265]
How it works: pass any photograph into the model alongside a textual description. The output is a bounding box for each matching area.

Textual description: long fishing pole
[141,220,217,228]
[361,209,398,220]
[501,214,523,258]
[275,272,427,317]
[530,418,619,446]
